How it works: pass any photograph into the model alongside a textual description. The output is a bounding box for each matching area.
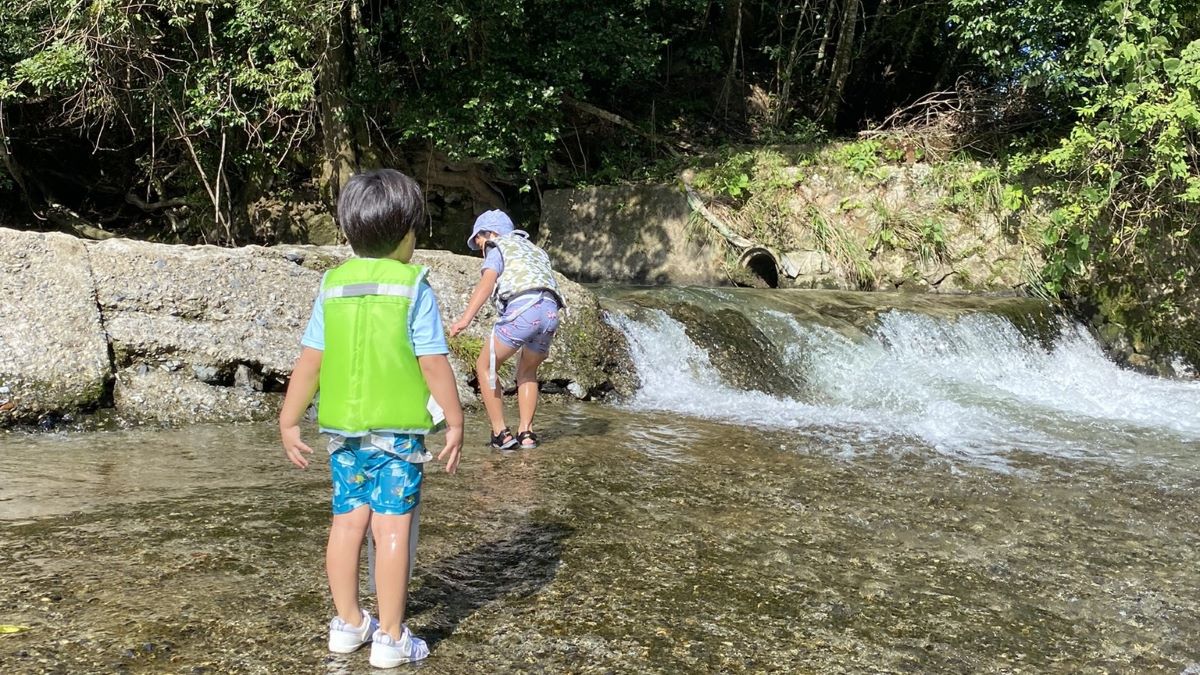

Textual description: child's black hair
[336,169,424,258]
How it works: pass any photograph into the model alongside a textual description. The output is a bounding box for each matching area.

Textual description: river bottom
[1,402,1198,673]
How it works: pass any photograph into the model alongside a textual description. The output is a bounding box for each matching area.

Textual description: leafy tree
[954,0,1200,364]
[0,0,341,240]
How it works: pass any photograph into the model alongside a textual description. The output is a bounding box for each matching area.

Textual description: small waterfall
[606,290,1200,468]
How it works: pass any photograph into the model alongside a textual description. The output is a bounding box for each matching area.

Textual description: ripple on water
[1,404,1198,672]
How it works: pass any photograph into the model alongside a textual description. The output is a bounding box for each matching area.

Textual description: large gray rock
[113,369,280,424]
[0,230,110,424]
[540,185,727,285]
[87,238,333,424]
[88,238,329,384]
[0,228,631,427]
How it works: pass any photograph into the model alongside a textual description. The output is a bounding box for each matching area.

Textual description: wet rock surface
[1,405,1198,673]
[605,285,1055,340]
[626,300,802,396]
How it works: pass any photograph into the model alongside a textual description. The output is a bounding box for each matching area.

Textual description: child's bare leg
[327,505,371,625]
[368,504,420,592]
[516,349,548,433]
[475,337,519,434]
[371,512,415,639]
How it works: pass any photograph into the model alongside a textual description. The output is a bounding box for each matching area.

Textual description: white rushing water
[609,307,1200,469]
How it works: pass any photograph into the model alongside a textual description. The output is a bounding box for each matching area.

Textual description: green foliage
[0,0,972,233]
[688,147,813,249]
[949,0,1096,100]
[2,0,337,121]
[12,41,88,94]
[447,335,485,365]
[0,0,1193,369]
[1000,184,1027,212]
[919,218,949,262]
[745,149,805,193]
[0,0,342,238]
[787,118,829,145]
[835,140,882,176]
[880,143,908,163]
[361,0,674,176]
[693,151,756,201]
[957,0,1200,363]
[583,146,682,186]
[722,172,753,200]
[1035,207,1092,295]
[868,200,950,264]
[809,206,875,288]
[932,164,1020,216]
[757,117,829,146]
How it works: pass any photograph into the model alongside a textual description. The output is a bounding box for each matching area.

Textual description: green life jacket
[317,258,435,436]
[488,231,565,312]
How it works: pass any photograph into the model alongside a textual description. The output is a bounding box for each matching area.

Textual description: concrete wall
[539,186,727,286]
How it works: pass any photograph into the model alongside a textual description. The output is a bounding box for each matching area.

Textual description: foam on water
[607,310,880,432]
[609,306,1200,468]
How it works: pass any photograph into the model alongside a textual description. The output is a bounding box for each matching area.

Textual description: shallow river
[2,289,1200,673]
[1,405,1198,673]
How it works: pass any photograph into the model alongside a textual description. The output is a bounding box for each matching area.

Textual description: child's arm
[418,354,464,473]
[279,347,322,469]
[449,268,499,336]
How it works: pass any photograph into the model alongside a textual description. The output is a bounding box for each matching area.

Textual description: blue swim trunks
[327,434,428,516]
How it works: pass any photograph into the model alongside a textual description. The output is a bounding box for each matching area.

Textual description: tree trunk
[0,103,36,209]
[317,1,361,205]
[717,0,744,118]
[812,0,838,81]
[861,0,894,49]
[819,0,860,125]
[774,0,814,129]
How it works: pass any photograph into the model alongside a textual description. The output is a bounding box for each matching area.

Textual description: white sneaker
[328,609,377,653]
[369,625,430,668]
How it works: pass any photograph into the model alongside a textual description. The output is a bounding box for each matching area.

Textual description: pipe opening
[738,247,780,288]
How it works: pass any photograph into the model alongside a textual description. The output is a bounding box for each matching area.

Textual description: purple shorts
[494,296,559,354]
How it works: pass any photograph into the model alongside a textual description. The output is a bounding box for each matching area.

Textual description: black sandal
[516,430,539,449]
[490,428,517,450]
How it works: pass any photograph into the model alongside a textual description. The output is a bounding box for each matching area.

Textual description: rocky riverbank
[0,228,632,428]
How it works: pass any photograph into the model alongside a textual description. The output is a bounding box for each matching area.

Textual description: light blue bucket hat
[467,209,515,250]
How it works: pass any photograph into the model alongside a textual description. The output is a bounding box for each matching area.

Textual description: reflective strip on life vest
[321,283,416,303]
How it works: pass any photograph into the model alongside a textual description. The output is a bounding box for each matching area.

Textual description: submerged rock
[661,302,803,397]
[0,228,632,428]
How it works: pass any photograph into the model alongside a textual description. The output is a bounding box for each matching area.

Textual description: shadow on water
[408,519,573,648]
[540,415,612,443]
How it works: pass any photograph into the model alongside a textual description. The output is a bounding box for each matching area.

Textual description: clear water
[2,287,1199,673]
[607,288,1200,472]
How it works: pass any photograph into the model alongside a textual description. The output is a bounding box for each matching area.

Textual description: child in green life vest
[278,169,463,669]
[449,210,565,450]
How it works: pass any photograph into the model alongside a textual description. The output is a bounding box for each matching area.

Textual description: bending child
[278,169,463,668]
[449,210,564,450]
